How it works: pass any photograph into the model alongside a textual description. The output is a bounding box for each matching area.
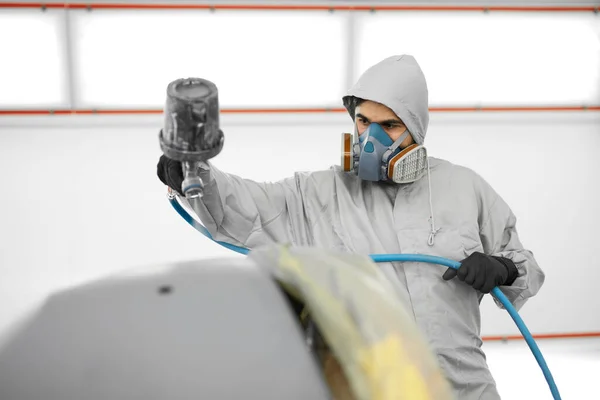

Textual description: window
[355,12,600,105]
[72,10,347,108]
[0,10,68,107]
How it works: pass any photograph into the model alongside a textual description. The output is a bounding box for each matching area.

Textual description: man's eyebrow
[356,113,403,125]
[380,119,404,125]
[356,113,369,121]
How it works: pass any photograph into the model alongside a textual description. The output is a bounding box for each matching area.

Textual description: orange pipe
[1,106,599,116]
[0,2,597,12]
[221,108,347,114]
[430,106,600,112]
[482,331,600,342]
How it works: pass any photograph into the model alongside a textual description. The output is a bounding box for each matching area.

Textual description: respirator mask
[341,122,428,184]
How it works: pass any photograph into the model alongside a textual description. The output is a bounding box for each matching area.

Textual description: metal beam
[0,2,598,11]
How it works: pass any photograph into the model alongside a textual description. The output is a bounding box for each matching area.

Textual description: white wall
[0,111,599,338]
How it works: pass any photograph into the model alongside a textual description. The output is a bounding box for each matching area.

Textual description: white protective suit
[189,55,545,399]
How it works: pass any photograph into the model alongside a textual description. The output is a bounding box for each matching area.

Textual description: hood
[343,55,429,145]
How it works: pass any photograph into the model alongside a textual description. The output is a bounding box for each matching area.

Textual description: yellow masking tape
[358,334,431,400]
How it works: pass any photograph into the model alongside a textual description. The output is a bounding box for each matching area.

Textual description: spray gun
[158,78,224,199]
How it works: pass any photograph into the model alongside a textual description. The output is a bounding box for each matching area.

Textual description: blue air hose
[168,195,561,400]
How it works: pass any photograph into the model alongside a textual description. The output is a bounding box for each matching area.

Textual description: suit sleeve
[476,177,546,311]
[183,162,312,249]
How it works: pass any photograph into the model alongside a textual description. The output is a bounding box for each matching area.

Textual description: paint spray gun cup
[158,78,224,199]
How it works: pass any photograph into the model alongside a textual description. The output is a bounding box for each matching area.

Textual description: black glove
[157,155,184,195]
[442,252,518,293]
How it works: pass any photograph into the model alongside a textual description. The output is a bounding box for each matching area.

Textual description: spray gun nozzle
[181,161,204,199]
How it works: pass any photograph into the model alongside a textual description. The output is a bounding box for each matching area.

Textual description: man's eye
[358,118,369,125]
[384,123,403,130]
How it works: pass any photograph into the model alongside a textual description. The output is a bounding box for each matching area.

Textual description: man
[157,55,545,399]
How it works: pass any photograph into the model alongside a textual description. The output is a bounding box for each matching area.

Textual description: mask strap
[382,130,410,160]
[353,120,360,141]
